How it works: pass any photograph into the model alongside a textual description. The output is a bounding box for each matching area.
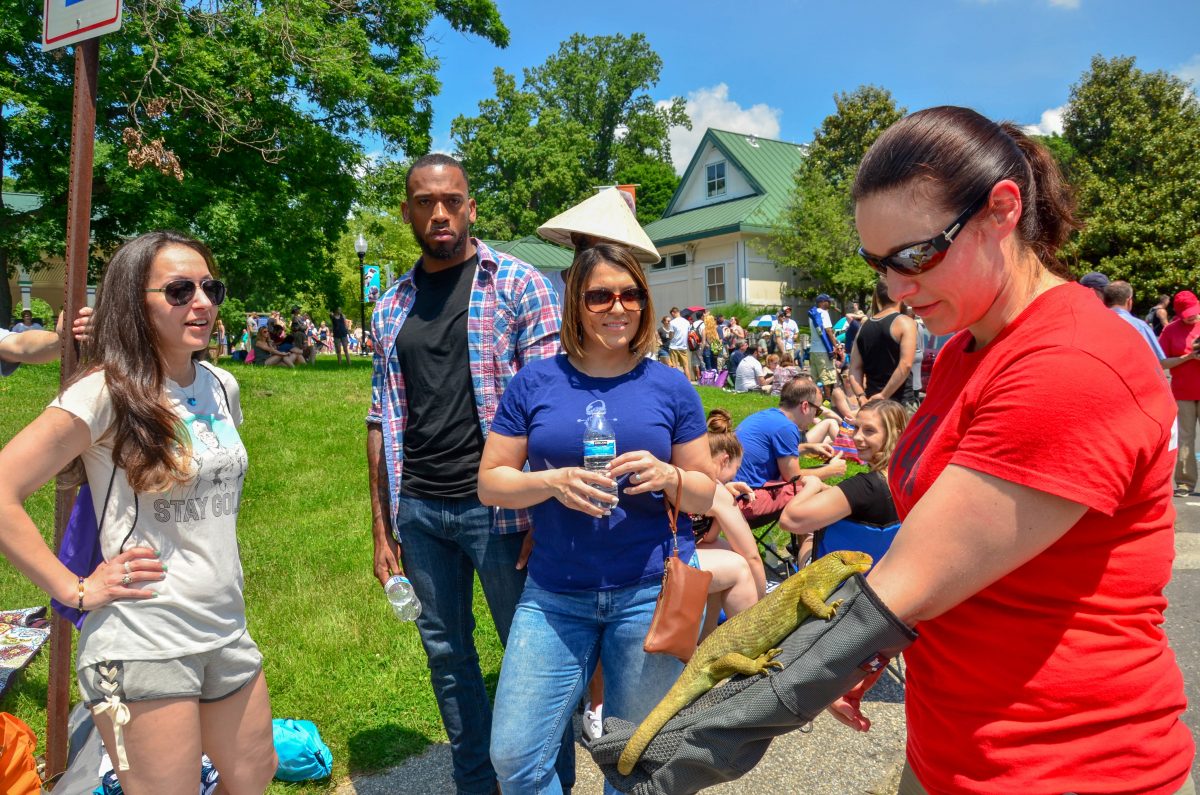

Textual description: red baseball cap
[1174,290,1200,320]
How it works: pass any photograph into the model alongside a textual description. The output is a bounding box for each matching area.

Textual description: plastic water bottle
[582,400,618,509]
[384,575,422,621]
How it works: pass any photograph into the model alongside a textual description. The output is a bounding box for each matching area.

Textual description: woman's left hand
[610,451,677,496]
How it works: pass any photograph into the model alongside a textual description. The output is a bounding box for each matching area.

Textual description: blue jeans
[491,577,684,795]
[395,494,574,795]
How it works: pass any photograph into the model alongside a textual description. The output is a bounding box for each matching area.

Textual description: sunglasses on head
[145,278,227,306]
[857,190,992,277]
[582,287,648,314]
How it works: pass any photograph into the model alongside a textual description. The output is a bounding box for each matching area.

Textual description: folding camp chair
[812,518,905,683]
[737,478,804,585]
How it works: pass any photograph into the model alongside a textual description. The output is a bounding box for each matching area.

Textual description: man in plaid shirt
[366,154,570,794]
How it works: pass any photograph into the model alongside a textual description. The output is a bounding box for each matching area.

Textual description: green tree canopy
[770,86,905,303]
[1061,55,1200,303]
[452,32,687,239]
[1,0,508,319]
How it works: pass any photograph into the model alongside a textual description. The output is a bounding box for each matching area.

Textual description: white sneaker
[583,702,603,741]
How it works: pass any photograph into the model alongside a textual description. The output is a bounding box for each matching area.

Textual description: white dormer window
[706,162,726,198]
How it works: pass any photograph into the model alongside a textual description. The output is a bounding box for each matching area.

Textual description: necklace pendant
[187,397,197,407]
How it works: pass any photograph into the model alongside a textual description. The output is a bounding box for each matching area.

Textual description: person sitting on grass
[769,351,804,397]
[734,343,773,393]
[733,376,848,525]
[778,398,907,564]
[254,326,303,367]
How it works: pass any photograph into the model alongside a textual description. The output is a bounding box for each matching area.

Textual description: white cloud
[1047,0,1080,8]
[1022,104,1066,136]
[1175,54,1200,96]
[659,84,783,174]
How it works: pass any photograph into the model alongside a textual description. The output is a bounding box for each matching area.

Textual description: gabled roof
[483,236,574,271]
[644,129,806,248]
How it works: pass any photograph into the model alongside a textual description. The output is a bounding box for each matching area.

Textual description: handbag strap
[664,466,684,557]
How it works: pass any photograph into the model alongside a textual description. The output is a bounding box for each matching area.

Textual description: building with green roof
[643,128,806,311]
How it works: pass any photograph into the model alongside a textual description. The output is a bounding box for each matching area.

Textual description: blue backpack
[272,719,333,781]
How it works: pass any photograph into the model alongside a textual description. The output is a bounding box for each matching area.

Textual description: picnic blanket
[0,607,50,699]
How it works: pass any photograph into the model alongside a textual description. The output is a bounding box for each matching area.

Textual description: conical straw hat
[537,188,660,265]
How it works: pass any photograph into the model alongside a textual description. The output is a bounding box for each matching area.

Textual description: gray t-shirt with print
[51,364,248,668]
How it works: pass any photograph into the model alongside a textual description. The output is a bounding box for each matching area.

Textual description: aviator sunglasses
[857,190,992,277]
[582,287,648,313]
[145,278,227,306]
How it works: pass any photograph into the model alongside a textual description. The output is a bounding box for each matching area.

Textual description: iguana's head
[830,550,874,575]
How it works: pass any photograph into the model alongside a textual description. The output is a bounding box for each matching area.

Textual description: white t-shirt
[809,308,833,354]
[51,363,249,667]
[0,328,19,377]
[780,318,799,352]
[669,316,690,350]
[735,355,765,392]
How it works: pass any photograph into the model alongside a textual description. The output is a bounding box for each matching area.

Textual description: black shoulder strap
[196,360,231,416]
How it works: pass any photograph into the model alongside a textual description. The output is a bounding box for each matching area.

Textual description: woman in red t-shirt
[830,106,1194,795]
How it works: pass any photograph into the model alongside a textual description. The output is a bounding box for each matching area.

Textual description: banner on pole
[363,265,381,303]
[43,0,122,51]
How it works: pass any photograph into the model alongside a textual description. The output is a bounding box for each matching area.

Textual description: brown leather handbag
[643,467,713,663]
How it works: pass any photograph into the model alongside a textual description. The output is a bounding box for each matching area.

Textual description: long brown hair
[856,399,908,474]
[852,106,1080,277]
[561,243,657,360]
[70,231,218,492]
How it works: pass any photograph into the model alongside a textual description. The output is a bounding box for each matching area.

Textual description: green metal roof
[2,192,43,213]
[483,236,574,271]
[644,129,806,247]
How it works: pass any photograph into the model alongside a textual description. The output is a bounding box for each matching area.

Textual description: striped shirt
[367,240,562,540]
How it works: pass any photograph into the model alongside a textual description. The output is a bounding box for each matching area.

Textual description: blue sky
[411,0,1200,172]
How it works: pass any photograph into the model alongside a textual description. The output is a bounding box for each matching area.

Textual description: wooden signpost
[42,0,120,776]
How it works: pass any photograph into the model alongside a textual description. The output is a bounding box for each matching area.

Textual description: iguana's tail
[617,674,712,775]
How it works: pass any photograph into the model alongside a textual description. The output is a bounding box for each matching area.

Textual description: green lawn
[0,360,858,791]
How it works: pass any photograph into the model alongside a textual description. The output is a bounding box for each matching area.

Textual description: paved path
[338,498,1200,794]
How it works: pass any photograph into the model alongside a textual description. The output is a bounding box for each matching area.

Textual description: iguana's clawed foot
[755,648,784,672]
[821,598,845,620]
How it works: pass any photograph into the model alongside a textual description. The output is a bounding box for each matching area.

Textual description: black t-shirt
[834,471,898,526]
[331,314,348,338]
[395,253,484,499]
[856,312,915,405]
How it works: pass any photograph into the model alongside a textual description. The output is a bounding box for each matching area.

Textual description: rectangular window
[706,162,726,198]
[670,253,687,268]
[650,258,667,271]
[705,264,726,305]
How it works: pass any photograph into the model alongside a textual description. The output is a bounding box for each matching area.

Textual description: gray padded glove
[587,574,916,795]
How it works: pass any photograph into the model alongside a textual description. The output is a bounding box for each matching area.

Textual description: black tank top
[856,312,915,404]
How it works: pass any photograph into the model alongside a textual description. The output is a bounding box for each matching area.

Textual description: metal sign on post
[43,0,122,51]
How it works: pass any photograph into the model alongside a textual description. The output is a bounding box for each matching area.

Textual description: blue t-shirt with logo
[733,407,802,487]
[490,354,706,592]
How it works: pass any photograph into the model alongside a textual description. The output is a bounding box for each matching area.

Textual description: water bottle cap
[385,574,411,588]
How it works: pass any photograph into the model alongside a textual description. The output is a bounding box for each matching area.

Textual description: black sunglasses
[857,191,992,276]
[145,278,227,307]
[582,287,648,314]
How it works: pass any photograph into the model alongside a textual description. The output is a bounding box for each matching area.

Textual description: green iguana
[617,549,873,775]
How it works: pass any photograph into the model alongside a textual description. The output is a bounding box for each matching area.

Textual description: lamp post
[355,233,368,355]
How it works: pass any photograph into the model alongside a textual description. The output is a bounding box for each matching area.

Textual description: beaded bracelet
[76,576,85,611]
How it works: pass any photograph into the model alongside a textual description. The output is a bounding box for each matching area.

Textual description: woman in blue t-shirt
[480,243,715,794]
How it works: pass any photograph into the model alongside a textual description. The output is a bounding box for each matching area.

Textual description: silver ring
[121,574,132,587]
[631,472,640,483]
[124,561,132,574]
